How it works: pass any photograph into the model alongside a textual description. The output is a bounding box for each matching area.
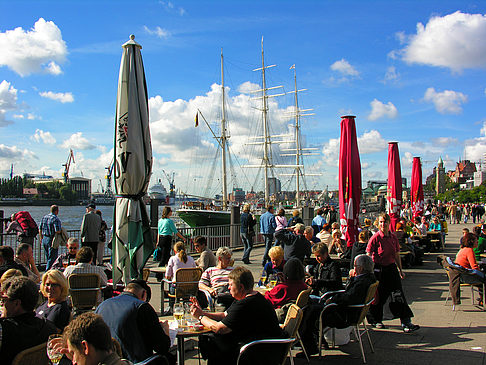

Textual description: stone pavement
[145,222,486,365]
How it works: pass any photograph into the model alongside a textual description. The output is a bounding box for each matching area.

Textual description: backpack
[14,211,38,237]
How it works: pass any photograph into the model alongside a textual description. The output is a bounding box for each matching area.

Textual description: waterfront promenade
[145,221,486,365]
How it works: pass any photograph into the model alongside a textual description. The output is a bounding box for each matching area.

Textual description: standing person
[448,202,457,224]
[287,209,304,227]
[80,203,102,257]
[311,208,326,236]
[39,205,62,270]
[96,210,108,266]
[366,213,419,332]
[157,206,186,267]
[275,208,288,231]
[240,204,256,264]
[194,236,217,271]
[326,205,338,225]
[274,223,312,263]
[6,211,38,245]
[260,205,277,267]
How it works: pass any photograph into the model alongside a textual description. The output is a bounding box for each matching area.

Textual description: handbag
[52,227,69,249]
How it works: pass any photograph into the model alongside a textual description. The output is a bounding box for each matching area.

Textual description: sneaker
[402,323,420,333]
[373,322,385,329]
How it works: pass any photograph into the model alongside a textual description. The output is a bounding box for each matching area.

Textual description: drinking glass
[46,334,63,365]
[269,274,277,288]
[173,303,184,326]
[62,258,69,269]
[259,275,267,287]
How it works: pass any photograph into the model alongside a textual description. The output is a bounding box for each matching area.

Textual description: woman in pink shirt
[366,213,419,333]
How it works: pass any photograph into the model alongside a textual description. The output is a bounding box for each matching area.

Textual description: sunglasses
[45,282,61,288]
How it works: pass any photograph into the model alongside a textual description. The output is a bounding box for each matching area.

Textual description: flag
[195,111,199,127]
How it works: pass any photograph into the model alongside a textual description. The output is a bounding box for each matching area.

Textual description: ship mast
[220,49,229,210]
[261,40,271,206]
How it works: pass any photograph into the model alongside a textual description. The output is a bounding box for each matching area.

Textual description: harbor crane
[62,149,75,184]
[163,170,175,198]
[105,159,114,196]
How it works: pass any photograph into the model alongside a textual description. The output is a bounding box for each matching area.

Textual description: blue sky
[1,0,486,197]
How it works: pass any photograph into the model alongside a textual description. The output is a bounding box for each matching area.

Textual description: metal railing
[0,223,261,269]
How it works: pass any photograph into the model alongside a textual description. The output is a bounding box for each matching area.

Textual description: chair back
[282,304,303,338]
[68,273,101,310]
[355,281,379,325]
[11,342,48,365]
[295,287,312,308]
[236,338,296,365]
[172,267,203,299]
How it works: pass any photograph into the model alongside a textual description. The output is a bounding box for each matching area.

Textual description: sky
[1,0,486,197]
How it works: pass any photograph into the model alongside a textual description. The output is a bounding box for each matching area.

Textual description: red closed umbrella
[387,142,402,232]
[411,156,424,219]
[338,115,361,248]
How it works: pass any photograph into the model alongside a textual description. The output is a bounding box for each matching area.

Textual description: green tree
[60,184,77,203]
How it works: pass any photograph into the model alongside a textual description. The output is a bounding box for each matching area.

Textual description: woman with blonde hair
[0,268,22,286]
[164,241,196,315]
[36,269,71,330]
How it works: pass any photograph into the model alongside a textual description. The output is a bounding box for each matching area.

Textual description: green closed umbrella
[112,35,153,284]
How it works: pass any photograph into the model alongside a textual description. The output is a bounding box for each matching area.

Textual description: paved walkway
[145,222,486,364]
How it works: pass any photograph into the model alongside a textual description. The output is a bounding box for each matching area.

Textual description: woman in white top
[165,241,196,315]
[275,208,287,231]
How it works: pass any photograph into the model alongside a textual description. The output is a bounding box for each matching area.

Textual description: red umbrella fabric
[387,142,402,232]
[411,156,424,219]
[338,115,361,248]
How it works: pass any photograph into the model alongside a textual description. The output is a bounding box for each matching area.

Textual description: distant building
[69,177,91,200]
[268,177,281,196]
[23,188,38,196]
[474,171,486,187]
[436,156,445,194]
[229,187,245,203]
[448,159,477,184]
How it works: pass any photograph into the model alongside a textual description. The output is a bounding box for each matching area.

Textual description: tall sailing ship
[177,41,319,228]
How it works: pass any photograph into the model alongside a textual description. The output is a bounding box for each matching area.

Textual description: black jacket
[274,229,311,263]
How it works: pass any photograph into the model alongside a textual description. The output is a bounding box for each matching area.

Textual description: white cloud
[358,130,388,153]
[238,81,259,94]
[0,144,37,172]
[330,59,359,76]
[464,121,486,162]
[0,80,18,127]
[401,151,414,168]
[0,18,67,76]
[399,11,486,72]
[367,99,398,121]
[61,132,96,150]
[39,91,74,103]
[431,137,458,146]
[321,137,340,167]
[159,1,186,16]
[383,66,400,83]
[31,129,56,145]
[423,87,467,114]
[143,26,170,39]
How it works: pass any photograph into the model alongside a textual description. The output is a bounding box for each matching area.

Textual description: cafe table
[148,266,167,312]
[169,320,211,364]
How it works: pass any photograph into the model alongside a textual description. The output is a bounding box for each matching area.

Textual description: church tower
[436,156,445,194]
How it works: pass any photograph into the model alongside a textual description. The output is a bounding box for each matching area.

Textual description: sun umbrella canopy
[411,156,424,219]
[338,115,362,248]
[387,142,402,232]
[112,35,153,284]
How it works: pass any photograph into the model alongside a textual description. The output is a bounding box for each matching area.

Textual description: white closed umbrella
[112,34,153,284]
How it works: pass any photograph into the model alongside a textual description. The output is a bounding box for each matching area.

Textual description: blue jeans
[262,234,274,265]
[240,232,253,262]
[42,236,58,270]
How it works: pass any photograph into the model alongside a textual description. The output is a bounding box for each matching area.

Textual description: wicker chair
[68,273,101,315]
[11,342,48,365]
[162,267,203,310]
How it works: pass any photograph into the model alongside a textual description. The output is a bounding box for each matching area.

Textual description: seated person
[274,223,312,263]
[299,254,376,357]
[328,229,345,256]
[456,232,481,271]
[51,237,79,270]
[0,276,58,365]
[198,246,234,309]
[96,280,174,364]
[36,269,71,331]
[63,247,108,303]
[393,223,414,268]
[0,268,23,286]
[473,225,486,262]
[316,223,332,246]
[0,246,28,277]
[304,226,320,246]
[350,230,370,267]
[190,266,284,365]
[265,258,308,322]
[14,243,40,283]
[260,246,285,286]
[194,235,217,271]
[53,312,131,365]
[164,241,196,316]
[306,243,342,298]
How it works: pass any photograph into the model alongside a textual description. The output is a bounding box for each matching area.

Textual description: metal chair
[68,273,101,315]
[11,342,48,365]
[236,338,296,365]
[318,281,379,364]
[162,267,202,309]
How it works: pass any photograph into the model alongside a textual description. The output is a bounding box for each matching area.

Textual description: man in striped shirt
[39,205,62,270]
